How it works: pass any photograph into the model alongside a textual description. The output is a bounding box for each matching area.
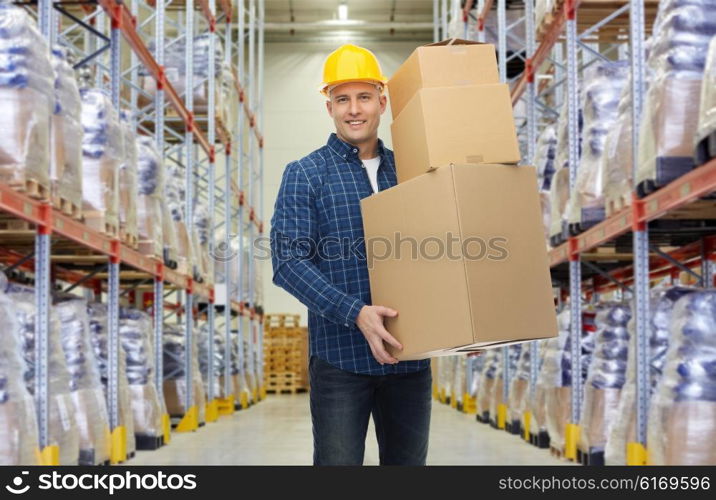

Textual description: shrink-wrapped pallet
[648,290,716,464]
[198,323,228,400]
[80,88,122,231]
[49,46,82,214]
[119,308,164,440]
[7,283,80,464]
[508,342,538,430]
[163,324,206,424]
[579,303,631,456]
[88,302,136,457]
[489,345,521,425]
[567,61,628,231]
[136,136,165,257]
[540,308,596,451]
[0,275,39,465]
[476,350,500,420]
[695,36,716,163]
[636,0,716,194]
[602,75,639,214]
[605,287,695,465]
[55,296,111,465]
[0,3,53,194]
[118,112,138,245]
[165,163,192,274]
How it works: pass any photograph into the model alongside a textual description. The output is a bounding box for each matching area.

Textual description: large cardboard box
[391,85,520,183]
[360,163,557,360]
[388,39,499,120]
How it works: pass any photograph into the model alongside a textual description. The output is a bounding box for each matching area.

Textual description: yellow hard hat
[320,44,388,96]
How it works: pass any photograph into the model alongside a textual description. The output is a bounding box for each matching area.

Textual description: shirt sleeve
[270,161,366,328]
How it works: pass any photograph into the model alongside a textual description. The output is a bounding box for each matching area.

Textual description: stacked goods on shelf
[535,0,557,33]
[528,340,550,446]
[118,112,138,248]
[489,345,521,428]
[6,283,80,464]
[476,350,500,422]
[119,308,165,449]
[605,287,695,465]
[240,234,253,303]
[0,274,40,465]
[49,46,83,218]
[80,88,121,237]
[578,303,631,464]
[219,61,239,131]
[164,163,193,275]
[242,330,258,402]
[539,308,596,454]
[0,4,53,200]
[364,40,556,359]
[636,0,716,195]
[136,136,164,259]
[139,35,228,125]
[55,296,111,465]
[567,61,629,233]
[198,323,227,400]
[695,36,716,163]
[162,324,206,425]
[549,101,582,247]
[464,354,485,413]
[648,290,716,464]
[263,314,308,394]
[88,302,136,458]
[232,329,251,406]
[438,356,456,404]
[536,124,558,191]
[453,356,466,410]
[508,343,533,433]
[602,71,641,215]
[193,201,211,283]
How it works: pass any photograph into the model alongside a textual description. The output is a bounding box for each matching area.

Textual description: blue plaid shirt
[270,133,430,375]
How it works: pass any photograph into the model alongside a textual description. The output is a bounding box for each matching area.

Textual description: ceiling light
[337,3,348,21]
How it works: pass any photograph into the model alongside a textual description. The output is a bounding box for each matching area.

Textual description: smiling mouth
[346,120,366,126]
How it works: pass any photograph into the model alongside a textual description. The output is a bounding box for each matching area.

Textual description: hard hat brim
[320,77,388,97]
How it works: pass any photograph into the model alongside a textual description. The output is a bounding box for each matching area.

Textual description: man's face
[326,81,387,148]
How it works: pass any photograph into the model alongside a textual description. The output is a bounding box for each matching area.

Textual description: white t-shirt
[362,157,381,193]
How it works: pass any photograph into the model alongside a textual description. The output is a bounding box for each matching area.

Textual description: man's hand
[356,305,403,365]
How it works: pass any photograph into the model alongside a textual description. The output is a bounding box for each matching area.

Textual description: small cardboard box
[388,39,499,120]
[360,163,557,360]
[391,84,520,183]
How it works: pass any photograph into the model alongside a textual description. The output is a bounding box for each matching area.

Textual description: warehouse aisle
[130,395,568,465]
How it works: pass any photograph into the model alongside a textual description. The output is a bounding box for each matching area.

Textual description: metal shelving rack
[0,0,265,464]
[437,0,716,464]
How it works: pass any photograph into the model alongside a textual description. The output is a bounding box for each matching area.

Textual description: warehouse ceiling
[262,0,436,42]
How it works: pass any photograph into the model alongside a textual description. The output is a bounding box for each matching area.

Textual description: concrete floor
[129,394,568,465]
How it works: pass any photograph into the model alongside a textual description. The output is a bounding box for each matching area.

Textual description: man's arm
[270,161,366,328]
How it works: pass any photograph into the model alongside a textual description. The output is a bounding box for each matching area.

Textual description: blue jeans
[309,355,432,466]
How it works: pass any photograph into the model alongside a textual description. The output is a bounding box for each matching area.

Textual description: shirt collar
[327,132,387,162]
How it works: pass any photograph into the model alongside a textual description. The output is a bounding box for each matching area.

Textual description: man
[270,44,432,466]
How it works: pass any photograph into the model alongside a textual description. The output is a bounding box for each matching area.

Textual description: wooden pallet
[10,177,50,201]
[264,313,301,330]
[137,240,162,260]
[605,193,631,217]
[51,195,82,220]
[0,218,32,230]
[120,226,139,249]
[549,445,565,460]
[84,211,119,238]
